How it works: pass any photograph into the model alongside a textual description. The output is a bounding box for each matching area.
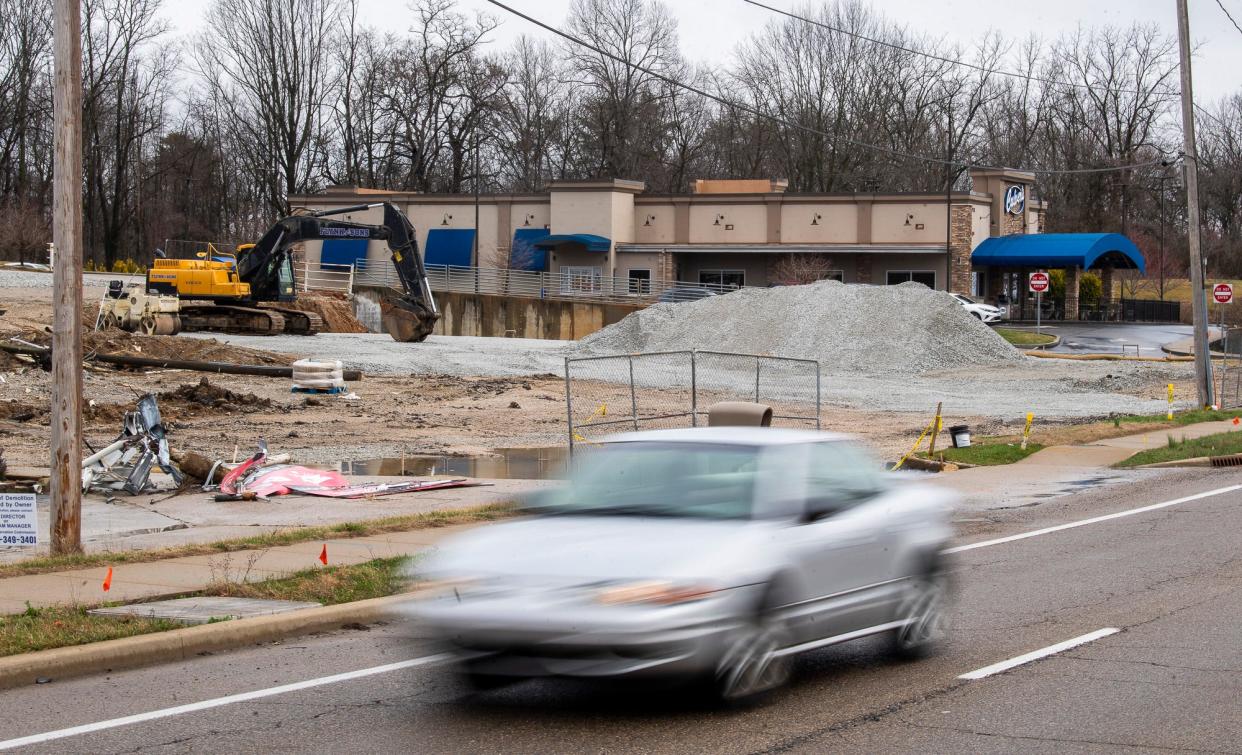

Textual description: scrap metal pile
[81,394,184,495]
[80,395,486,501]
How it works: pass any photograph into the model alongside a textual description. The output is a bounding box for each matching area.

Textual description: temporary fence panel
[296,261,354,295]
[564,350,820,450]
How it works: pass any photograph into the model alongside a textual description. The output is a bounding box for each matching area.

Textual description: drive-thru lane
[3,468,1241,753]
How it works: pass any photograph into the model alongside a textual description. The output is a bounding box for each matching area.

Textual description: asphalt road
[3,467,1242,753]
[1043,322,1193,355]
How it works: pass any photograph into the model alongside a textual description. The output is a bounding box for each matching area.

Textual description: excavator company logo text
[320,227,371,238]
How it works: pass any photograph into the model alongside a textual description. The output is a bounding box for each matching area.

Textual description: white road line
[944,483,1242,554]
[958,628,1119,680]
[0,654,449,751]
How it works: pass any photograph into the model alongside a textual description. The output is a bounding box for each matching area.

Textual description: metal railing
[296,261,354,295]
[352,261,749,305]
[564,350,821,451]
[1005,298,1182,323]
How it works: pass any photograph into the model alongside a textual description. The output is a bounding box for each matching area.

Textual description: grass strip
[0,604,181,657]
[1117,430,1242,468]
[923,442,1046,466]
[995,327,1058,347]
[202,557,411,606]
[0,558,414,657]
[0,503,515,580]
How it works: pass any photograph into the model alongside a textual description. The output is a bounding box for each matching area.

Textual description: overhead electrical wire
[484,0,1166,176]
[746,0,1229,134]
[1214,0,1242,36]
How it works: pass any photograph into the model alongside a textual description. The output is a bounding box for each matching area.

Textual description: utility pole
[1176,0,1212,408]
[51,0,84,554]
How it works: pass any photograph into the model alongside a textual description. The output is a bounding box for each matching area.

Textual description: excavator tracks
[178,304,288,336]
[259,306,324,336]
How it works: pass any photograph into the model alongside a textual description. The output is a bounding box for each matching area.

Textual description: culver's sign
[1004,185,1026,216]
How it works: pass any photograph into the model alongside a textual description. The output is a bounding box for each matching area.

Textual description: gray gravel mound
[575,280,1023,373]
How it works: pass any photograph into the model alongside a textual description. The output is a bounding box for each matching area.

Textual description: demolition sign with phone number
[0,494,38,546]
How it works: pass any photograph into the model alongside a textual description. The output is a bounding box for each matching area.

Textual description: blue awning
[321,238,368,268]
[532,233,611,253]
[972,233,1144,274]
[511,228,550,271]
[424,228,476,267]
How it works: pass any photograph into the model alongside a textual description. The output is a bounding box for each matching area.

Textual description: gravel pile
[574,281,1023,373]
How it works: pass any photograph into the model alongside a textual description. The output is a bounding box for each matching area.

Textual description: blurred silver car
[413,428,955,702]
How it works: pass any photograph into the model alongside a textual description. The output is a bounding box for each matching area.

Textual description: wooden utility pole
[1176,0,1213,409]
[51,0,83,554]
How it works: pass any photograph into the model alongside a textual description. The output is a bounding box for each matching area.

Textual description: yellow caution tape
[893,419,937,471]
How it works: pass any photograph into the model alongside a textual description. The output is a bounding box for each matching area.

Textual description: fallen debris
[287,478,487,499]
[82,394,185,495]
[159,377,272,412]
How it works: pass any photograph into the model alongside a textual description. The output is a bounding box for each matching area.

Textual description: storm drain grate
[1209,454,1242,468]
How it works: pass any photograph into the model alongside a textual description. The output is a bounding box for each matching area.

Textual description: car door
[777,441,896,641]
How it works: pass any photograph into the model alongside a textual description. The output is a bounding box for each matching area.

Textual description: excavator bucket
[382,297,440,343]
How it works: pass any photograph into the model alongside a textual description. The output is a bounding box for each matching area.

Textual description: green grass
[1117,430,1242,467]
[0,558,414,658]
[1113,408,1235,427]
[0,603,181,657]
[995,327,1058,347]
[202,557,411,606]
[0,503,516,580]
[923,442,1046,466]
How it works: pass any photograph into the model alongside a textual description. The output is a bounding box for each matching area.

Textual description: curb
[0,593,417,692]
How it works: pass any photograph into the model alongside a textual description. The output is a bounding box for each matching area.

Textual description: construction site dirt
[0,277,1203,478]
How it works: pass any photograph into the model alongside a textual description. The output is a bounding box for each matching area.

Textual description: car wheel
[890,569,949,660]
[713,604,792,703]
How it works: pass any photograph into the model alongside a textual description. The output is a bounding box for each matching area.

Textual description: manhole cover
[89,597,321,625]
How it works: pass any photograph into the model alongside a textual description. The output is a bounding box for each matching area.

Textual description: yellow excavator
[144,203,440,340]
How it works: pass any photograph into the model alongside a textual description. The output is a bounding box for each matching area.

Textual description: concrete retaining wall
[355,286,643,340]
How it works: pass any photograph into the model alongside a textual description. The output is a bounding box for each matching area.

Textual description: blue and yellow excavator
[144,203,439,341]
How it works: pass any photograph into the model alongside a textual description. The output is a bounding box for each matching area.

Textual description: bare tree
[197,0,345,215]
[771,253,838,285]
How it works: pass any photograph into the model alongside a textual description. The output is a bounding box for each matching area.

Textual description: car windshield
[531,442,762,520]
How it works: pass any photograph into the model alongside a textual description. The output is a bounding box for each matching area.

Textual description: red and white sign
[1214,283,1234,305]
[1029,271,1050,294]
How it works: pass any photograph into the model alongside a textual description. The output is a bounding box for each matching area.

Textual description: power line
[1214,0,1242,36]
[743,0,1174,99]
[484,0,1166,177]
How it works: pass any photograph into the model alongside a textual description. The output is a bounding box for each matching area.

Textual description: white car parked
[952,293,1004,323]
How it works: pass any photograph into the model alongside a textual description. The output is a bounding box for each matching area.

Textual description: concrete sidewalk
[0,523,474,615]
[933,420,1238,511]
[5,475,553,564]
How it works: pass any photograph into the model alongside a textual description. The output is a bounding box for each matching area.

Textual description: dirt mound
[15,329,293,366]
[159,377,273,412]
[0,399,125,425]
[575,280,1023,374]
[287,292,368,333]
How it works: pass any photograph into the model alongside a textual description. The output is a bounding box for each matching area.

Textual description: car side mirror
[802,498,845,523]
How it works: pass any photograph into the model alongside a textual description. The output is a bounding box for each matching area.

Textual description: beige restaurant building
[290,166,1049,299]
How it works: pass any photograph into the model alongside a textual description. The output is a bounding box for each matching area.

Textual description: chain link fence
[564,350,820,450]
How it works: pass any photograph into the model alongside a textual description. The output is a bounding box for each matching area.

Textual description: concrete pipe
[707,402,774,428]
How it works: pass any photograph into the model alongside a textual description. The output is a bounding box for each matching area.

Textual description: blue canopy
[511,228,551,271]
[320,239,367,268]
[424,228,476,267]
[972,233,1145,274]
[532,233,611,253]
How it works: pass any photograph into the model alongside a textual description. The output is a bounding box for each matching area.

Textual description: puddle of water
[339,446,569,480]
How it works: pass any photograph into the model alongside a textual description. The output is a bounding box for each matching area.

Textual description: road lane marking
[958,628,1119,680]
[0,653,449,751]
[944,484,1242,554]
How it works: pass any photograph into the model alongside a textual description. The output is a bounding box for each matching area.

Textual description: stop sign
[1214,283,1234,305]
[1029,271,1050,293]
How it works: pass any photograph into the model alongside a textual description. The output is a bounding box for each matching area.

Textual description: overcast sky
[165,0,1242,103]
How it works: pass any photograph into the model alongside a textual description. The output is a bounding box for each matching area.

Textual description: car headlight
[595,581,722,606]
